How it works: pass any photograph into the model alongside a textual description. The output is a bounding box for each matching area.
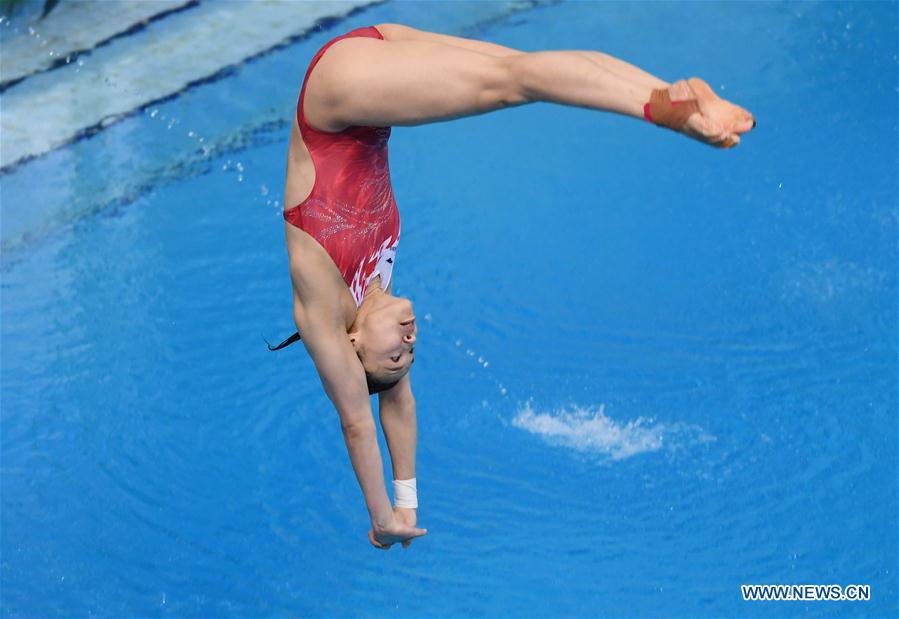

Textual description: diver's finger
[369,529,392,550]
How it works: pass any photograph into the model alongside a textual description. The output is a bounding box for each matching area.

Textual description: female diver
[269,23,756,550]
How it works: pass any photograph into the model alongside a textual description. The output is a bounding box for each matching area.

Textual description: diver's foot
[687,77,755,133]
[668,77,755,148]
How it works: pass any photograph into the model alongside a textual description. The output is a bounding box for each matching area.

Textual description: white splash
[511,402,713,461]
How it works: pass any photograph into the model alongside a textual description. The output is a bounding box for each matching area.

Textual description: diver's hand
[668,77,755,148]
[368,510,427,551]
[392,506,418,549]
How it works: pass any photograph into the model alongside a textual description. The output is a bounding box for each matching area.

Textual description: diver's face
[358,296,416,379]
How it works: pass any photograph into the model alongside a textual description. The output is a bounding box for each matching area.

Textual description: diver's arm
[378,371,417,481]
[297,310,427,548]
[297,314,394,528]
[378,373,420,549]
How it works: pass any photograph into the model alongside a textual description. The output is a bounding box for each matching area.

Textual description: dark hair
[265,331,301,351]
[365,369,402,395]
[267,330,400,395]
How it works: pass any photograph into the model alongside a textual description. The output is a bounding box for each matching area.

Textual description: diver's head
[350,290,416,394]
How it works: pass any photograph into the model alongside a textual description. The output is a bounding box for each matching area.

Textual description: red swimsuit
[284,26,400,306]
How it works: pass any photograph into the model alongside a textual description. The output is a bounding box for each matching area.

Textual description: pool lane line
[0,0,560,174]
[0,1,200,94]
[0,1,381,174]
[1,0,563,257]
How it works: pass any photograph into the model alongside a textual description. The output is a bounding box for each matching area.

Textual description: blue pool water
[2,1,897,616]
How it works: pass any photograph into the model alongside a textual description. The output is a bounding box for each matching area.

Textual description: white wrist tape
[393,477,418,509]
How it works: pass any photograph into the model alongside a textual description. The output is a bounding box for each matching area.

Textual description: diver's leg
[376,23,666,92]
[573,51,668,90]
[308,38,655,126]
[375,22,524,57]
[305,35,754,146]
